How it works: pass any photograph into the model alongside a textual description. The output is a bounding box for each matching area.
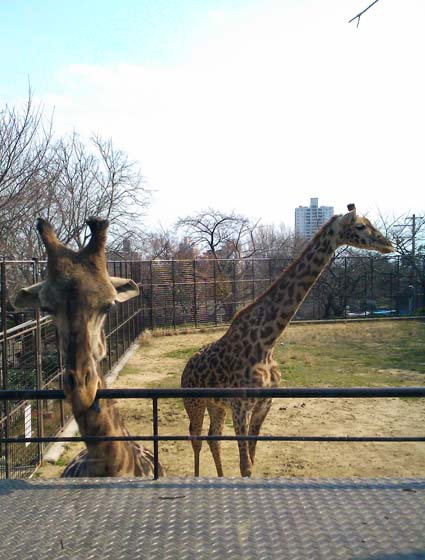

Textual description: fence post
[343,257,348,318]
[193,260,198,328]
[113,262,119,360]
[120,261,125,352]
[396,256,401,315]
[422,256,425,313]
[251,259,255,302]
[232,260,237,316]
[149,261,155,329]
[56,329,65,428]
[213,259,218,326]
[1,259,10,478]
[370,257,374,317]
[171,260,176,330]
[106,310,112,371]
[128,261,135,342]
[33,258,44,464]
[140,282,145,334]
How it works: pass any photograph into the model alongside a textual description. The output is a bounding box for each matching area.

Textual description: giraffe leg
[184,397,206,477]
[206,403,227,477]
[231,400,253,477]
[248,398,273,465]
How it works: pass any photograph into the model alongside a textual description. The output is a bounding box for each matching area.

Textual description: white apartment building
[295,198,334,239]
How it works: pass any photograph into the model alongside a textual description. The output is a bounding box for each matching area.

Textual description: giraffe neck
[73,397,137,476]
[228,217,339,348]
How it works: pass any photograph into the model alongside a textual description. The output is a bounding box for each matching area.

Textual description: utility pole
[411,214,416,256]
[395,214,424,256]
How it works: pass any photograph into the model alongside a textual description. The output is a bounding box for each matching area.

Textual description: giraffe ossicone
[181,204,394,477]
[15,217,165,478]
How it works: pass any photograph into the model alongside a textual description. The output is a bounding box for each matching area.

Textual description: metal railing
[1,387,425,479]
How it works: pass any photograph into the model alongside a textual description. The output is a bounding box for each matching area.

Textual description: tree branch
[349,0,381,27]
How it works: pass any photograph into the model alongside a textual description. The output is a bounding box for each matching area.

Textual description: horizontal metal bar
[0,315,52,342]
[1,386,425,401]
[105,308,143,338]
[0,260,46,264]
[1,435,424,444]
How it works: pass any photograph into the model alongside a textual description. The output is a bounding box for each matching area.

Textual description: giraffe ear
[15,282,45,308]
[110,277,140,302]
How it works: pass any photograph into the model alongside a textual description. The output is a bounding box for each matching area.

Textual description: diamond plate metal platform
[1,477,424,560]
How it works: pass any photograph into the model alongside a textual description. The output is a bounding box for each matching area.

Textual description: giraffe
[181,204,394,477]
[15,217,165,477]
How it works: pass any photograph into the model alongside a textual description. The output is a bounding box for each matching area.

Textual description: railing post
[1,259,10,478]
[152,397,159,480]
[33,258,44,463]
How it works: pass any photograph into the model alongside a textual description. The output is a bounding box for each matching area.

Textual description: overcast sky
[1,0,424,230]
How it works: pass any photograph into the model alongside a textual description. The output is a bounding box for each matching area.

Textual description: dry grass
[37,320,425,479]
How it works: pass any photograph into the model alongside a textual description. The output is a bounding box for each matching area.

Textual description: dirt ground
[37,325,425,479]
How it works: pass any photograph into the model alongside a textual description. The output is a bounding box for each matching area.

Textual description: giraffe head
[333,204,394,254]
[15,218,139,415]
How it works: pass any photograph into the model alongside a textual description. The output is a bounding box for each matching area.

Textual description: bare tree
[250,223,293,258]
[176,208,264,320]
[376,209,425,257]
[176,208,261,260]
[38,132,150,250]
[137,226,179,260]
[0,90,52,254]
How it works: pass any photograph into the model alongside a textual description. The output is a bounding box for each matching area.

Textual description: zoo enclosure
[1,254,424,478]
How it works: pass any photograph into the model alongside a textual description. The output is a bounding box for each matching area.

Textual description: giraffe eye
[355,224,366,230]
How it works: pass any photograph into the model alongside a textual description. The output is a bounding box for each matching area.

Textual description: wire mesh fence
[140,255,425,328]
[1,254,424,478]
